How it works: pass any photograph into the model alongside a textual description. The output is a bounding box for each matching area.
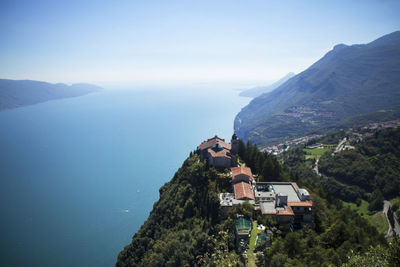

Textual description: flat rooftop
[254,191,275,198]
[219,193,255,206]
[260,201,276,214]
[272,184,300,202]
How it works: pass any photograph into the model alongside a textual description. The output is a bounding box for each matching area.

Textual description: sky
[0,0,399,87]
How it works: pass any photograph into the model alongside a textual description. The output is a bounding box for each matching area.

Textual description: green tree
[368,189,384,212]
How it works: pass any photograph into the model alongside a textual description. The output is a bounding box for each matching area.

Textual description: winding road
[384,200,400,238]
[313,159,321,176]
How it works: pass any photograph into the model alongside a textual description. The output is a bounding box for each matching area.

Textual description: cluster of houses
[362,119,400,131]
[261,134,325,155]
[219,165,312,232]
[197,135,313,250]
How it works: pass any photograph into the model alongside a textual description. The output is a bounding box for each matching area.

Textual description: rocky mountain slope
[234,31,400,147]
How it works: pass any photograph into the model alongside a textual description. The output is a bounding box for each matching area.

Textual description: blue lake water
[0,85,250,266]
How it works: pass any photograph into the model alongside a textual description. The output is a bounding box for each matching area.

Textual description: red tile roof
[287,201,313,207]
[207,148,231,158]
[234,181,255,200]
[198,136,231,151]
[277,205,294,216]
[231,166,253,181]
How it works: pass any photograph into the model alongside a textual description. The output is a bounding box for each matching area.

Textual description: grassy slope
[246,220,258,267]
[343,200,388,234]
[304,148,332,160]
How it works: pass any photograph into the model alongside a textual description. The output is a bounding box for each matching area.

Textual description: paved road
[384,200,400,237]
[392,206,400,237]
[334,137,347,154]
[313,159,321,176]
[384,200,393,238]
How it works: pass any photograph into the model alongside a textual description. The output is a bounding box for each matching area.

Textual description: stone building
[197,134,239,168]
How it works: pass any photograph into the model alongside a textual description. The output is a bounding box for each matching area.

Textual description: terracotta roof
[207,148,231,158]
[277,205,294,216]
[234,182,255,200]
[231,166,253,180]
[287,201,313,207]
[198,136,231,151]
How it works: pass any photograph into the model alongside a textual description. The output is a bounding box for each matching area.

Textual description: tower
[231,133,238,155]
[231,133,239,166]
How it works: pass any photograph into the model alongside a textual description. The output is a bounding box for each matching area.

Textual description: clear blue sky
[0,0,399,86]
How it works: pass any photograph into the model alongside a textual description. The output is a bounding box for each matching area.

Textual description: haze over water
[0,85,250,266]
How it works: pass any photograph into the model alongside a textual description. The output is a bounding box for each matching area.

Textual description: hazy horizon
[1,0,400,85]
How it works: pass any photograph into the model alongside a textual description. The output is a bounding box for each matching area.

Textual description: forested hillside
[116,155,243,266]
[282,127,400,202]
[116,139,397,266]
[318,127,400,210]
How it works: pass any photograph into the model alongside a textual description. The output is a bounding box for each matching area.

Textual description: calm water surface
[0,85,250,266]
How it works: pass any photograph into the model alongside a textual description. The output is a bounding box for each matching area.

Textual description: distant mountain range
[239,72,295,98]
[0,79,102,111]
[234,31,400,147]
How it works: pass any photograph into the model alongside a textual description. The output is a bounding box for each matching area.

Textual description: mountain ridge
[234,31,400,147]
[0,79,102,111]
[239,72,295,98]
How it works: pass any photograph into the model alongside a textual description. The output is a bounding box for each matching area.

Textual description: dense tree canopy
[116,155,244,267]
[319,128,400,201]
[117,129,398,266]
[238,140,285,182]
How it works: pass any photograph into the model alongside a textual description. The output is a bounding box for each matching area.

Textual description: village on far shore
[261,119,400,155]
[197,134,313,254]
